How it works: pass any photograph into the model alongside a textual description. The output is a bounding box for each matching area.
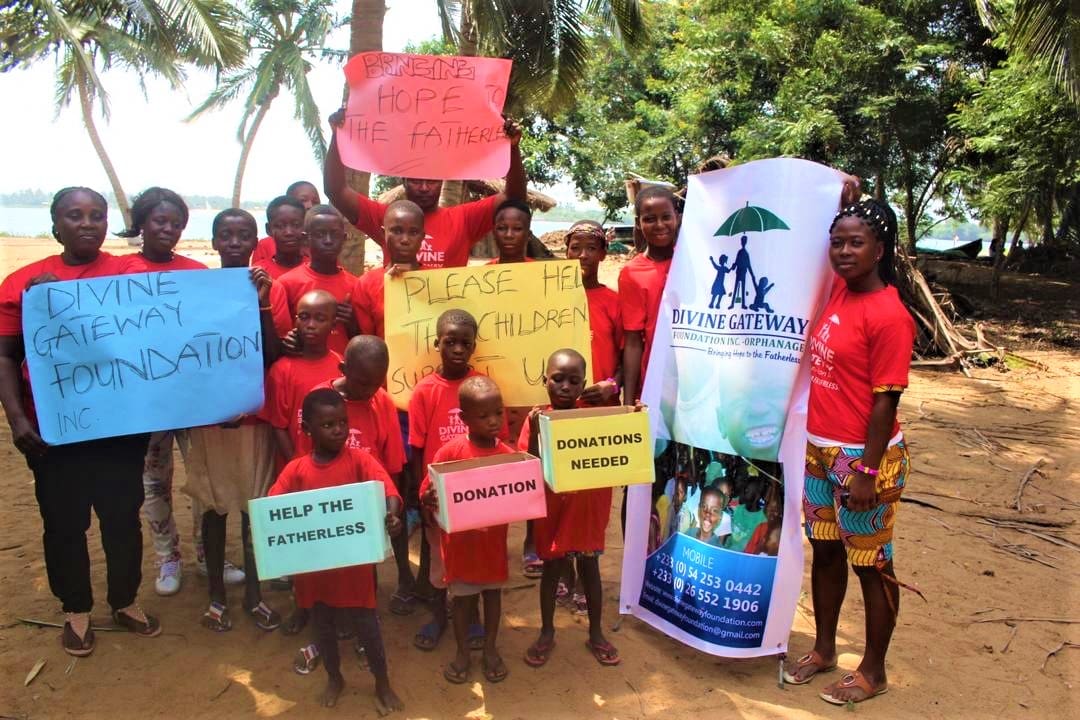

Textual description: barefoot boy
[268,388,404,713]
[422,376,513,684]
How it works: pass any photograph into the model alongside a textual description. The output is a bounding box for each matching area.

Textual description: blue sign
[22,269,265,444]
[638,532,777,649]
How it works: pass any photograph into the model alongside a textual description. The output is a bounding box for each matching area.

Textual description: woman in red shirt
[785,199,915,705]
[0,188,162,657]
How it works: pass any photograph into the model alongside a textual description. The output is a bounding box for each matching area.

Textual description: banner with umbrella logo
[620,159,843,658]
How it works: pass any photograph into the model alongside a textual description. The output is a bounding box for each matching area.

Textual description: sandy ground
[0,238,1077,719]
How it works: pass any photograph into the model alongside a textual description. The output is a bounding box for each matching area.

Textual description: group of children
[98,177,685,710]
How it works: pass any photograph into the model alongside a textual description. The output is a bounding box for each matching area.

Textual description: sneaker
[155,560,182,596]
[196,560,246,585]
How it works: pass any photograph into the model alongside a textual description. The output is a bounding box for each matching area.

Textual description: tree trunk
[77,69,133,240]
[990,214,1010,301]
[338,0,385,274]
[441,3,477,210]
[232,100,273,208]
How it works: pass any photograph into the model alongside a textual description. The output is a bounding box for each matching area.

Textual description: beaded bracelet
[854,461,879,477]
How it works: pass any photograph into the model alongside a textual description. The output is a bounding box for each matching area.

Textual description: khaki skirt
[180,422,276,515]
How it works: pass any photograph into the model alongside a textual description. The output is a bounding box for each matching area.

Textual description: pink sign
[337,52,512,180]
[429,452,546,533]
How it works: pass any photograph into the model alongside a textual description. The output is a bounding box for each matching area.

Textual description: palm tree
[188,0,345,206]
[977,0,1080,102]
[1,0,245,227]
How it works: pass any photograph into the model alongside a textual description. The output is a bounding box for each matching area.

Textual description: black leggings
[312,603,387,680]
[30,434,150,613]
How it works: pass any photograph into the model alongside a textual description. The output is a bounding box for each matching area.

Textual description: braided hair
[829,199,898,285]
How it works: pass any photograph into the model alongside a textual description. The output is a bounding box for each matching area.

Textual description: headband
[566,224,606,242]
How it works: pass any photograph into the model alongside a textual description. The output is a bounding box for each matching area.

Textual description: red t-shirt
[351,267,385,338]
[250,236,276,265]
[408,370,508,471]
[618,254,671,389]
[295,379,406,474]
[123,253,208,272]
[277,263,358,355]
[422,435,513,585]
[806,278,915,444]
[517,412,611,558]
[261,352,343,455]
[268,446,397,608]
[255,255,305,281]
[266,282,293,339]
[353,194,500,269]
[586,284,623,391]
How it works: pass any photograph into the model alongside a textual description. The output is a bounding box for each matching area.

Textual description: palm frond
[1012,0,1079,101]
[586,0,647,48]
[186,65,259,118]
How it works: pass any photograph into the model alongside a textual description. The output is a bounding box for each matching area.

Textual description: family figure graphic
[708,236,774,312]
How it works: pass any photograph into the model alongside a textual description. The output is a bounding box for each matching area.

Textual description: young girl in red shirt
[785,199,915,706]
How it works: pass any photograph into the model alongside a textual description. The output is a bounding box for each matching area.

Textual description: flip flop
[113,607,163,637]
[482,655,509,683]
[390,591,416,616]
[413,621,445,651]
[247,601,281,632]
[293,644,320,675]
[820,671,889,705]
[783,650,838,685]
[201,602,232,632]
[522,553,544,579]
[443,660,469,684]
[61,621,95,657]
[524,638,556,667]
[585,639,621,666]
[468,623,486,651]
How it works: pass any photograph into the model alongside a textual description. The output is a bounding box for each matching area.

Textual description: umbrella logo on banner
[706,202,790,312]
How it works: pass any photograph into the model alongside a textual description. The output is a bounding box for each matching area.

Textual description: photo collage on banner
[621,160,843,658]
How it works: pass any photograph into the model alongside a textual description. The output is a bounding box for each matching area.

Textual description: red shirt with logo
[277,263,358,355]
[123,253,208,272]
[268,446,397,608]
[618,254,671,390]
[296,380,406,474]
[352,194,500,269]
[421,436,513,585]
[807,277,915,444]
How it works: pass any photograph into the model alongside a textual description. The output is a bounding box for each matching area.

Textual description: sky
[0,0,583,206]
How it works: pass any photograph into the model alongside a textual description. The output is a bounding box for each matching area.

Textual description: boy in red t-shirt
[421,376,513,685]
[251,180,320,265]
[566,221,623,406]
[268,388,404,712]
[408,309,503,651]
[351,200,424,339]
[619,186,680,403]
[262,290,343,460]
[520,350,621,668]
[255,196,307,280]
[277,205,358,355]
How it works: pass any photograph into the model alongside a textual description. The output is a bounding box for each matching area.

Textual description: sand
[0,238,1076,719]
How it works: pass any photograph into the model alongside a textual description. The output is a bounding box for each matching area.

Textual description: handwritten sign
[538,407,655,492]
[337,51,512,179]
[428,452,546,533]
[384,260,592,409]
[248,482,390,578]
[22,269,264,444]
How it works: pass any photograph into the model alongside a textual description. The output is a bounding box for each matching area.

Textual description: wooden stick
[1015,458,1047,512]
[1041,640,1078,671]
[972,617,1080,625]
[1000,625,1019,653]
[18,618,126,632]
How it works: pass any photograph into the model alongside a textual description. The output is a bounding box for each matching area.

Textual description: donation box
[538,406,654,492]
[428,452,546,533]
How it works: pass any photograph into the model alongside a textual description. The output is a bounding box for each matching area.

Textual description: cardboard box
[248,481,390,579]
[538,406,655,492]
[428,452,546,533]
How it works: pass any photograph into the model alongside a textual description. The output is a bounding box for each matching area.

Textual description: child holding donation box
[421,376,520,685]
[267,388,405,712]
[521,350,631,669]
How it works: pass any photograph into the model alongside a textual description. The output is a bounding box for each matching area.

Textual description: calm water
[0,206,572,240]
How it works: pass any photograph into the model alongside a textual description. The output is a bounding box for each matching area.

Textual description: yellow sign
[538,406,655,492]
[384,260,592,409]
